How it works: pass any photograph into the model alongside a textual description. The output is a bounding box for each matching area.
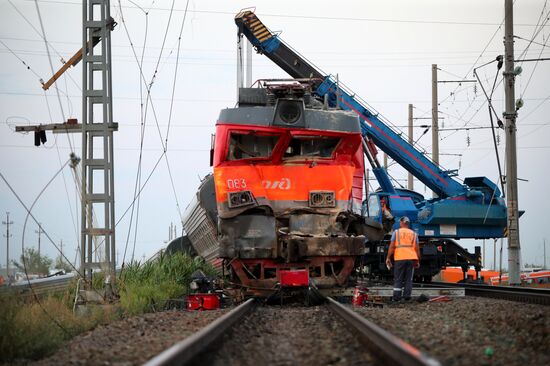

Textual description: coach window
[283,136,340,159]
[227,132,279,160]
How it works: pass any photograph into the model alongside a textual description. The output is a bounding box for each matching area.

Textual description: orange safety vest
[393,228,419,261]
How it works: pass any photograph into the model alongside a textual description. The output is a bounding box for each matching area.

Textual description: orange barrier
[439,267,500,284]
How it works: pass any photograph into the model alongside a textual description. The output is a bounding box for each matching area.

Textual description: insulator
[459,159,462,169]
[34,131,40,147]
[466,133,471,147]
[39,130,47,144]
[474,84,477,95]
[496,132,501,145]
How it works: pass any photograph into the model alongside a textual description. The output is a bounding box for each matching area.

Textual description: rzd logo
[262,178,291,190]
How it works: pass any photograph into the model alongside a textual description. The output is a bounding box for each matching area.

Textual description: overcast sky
[1,0,549,272]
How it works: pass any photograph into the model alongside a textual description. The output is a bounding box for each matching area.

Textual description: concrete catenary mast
[504,0,521,285]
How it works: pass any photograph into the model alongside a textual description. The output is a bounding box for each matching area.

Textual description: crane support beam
[15,121,118,134]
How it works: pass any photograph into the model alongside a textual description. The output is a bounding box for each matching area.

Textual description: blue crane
[235,10,507,241]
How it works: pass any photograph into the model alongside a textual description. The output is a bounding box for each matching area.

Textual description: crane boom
[236,10,466,198]
[235,10,508,242]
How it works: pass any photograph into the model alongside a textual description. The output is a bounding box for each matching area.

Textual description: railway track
[144,297,441,366]
[420,281,550,305]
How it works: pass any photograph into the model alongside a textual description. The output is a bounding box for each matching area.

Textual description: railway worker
[385,216,421,302]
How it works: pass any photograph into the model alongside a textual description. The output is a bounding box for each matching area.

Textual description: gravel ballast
[203,306,376,366]
[30,308,229,366]
[354,297,549,366]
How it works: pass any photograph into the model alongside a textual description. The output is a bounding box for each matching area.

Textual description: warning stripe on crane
[238,11,273,43]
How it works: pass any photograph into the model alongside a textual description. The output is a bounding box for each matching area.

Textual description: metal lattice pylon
[81,0,117,290]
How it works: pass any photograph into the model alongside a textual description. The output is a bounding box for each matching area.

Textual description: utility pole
[3,213,13,280]
[543,239,546,270]
[80,0,118,294]
[35,223,44,257]
[482,239,486,268]
[13,1,118,297]
[366,168,369,196]
[504,0,521,285]
[408,104,414,190]
[237,34,244,97]
[246,40,253,87]
[431,64,441,199]
[494,238,497,270]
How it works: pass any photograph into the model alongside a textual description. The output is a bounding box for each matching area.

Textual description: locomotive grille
[228,190,255,208]
[309,191,336,208]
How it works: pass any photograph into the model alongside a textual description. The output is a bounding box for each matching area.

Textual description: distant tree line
[11,248,73,275]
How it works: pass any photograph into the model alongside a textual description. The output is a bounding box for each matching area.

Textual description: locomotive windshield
[284,136,340,159]
[227,132,279,160]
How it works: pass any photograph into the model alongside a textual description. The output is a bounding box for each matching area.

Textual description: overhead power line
[24,0,550,27]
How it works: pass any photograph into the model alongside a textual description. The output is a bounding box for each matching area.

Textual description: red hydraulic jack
[352,286,369,306]
[186,294,220,311]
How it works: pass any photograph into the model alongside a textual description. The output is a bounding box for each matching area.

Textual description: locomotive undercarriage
[219,205,372,295]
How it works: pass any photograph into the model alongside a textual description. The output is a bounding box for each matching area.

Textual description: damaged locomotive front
[210,80,383,294]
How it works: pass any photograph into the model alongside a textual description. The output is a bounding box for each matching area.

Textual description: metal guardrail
[327,297,441,366]
[0,273,75,297]
[422,282,550,306]
[143,298,255,366]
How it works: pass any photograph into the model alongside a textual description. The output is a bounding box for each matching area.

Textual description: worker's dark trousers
[393,260,414,301]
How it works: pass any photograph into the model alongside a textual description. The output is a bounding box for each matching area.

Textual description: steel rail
[143,298,255,366]
[326,297,441,366]
[423,282,550,305]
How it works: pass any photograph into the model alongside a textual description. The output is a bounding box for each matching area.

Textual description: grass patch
[0,252,213,362]
[118,253,215,315]
[0,294,102,362]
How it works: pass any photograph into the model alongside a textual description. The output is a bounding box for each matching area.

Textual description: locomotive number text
[227,178,247,189]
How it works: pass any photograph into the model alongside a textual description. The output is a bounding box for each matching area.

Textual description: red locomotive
[183,80,384,296]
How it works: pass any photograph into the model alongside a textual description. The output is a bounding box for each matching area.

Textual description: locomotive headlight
[227,190,254,208]
[273,98,305,127]
[309,191,336,208]
[278,100,302,124]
